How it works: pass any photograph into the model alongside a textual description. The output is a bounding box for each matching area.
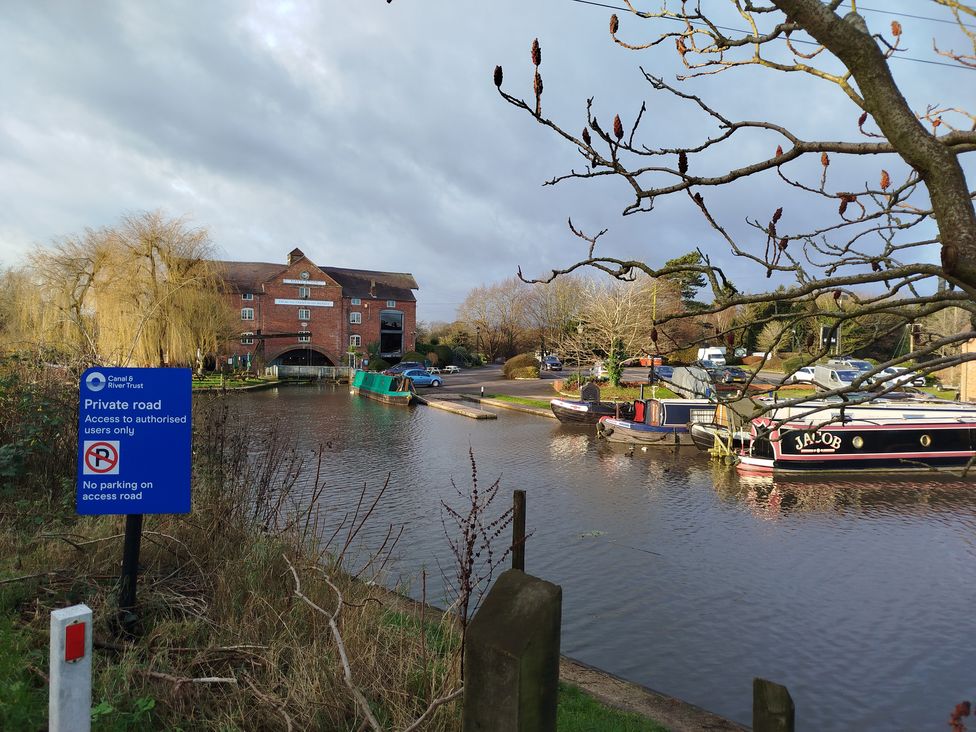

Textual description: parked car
[784,366,816,384]
[868,366,926,388]
[648,365,675,384]
[442,365,461,374]
[401,368,443,387]
[827,358,872,372]
[383,361,424,375]
[715,366,749,384]
[541,355,563,371]
[696,359,723,370]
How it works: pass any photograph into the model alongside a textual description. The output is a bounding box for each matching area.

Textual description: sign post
[77,368,192,627]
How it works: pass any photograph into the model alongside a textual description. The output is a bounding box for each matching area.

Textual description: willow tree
[497,2,976,396]
[17,212,231,367]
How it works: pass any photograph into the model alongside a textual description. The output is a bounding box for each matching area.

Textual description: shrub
[434,344,454,366]
[0,356,76,500]
[670,346,700,365]
[503,353,539,379]
[401,351,426,363]
[562,373,584,390]
[511,366,540,379]
[369,358,390,372]
[781,355,806,375]
[451,345,476,367]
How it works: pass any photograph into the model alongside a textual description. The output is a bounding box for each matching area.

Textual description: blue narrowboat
[597,398,713,447]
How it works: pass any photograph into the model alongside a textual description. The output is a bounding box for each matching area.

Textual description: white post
[50,604,92,732]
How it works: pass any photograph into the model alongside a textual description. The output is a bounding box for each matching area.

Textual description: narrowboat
[550,398,633,425]
[737,396,976,474]
[351,370,414,406]
[596,398,713,447]
[689,397,761,453]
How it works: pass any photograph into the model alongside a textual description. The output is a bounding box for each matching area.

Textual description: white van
[813,365,863,390]
[696,346,727,366]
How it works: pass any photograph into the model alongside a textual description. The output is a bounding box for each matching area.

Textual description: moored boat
[737,396,976,474]
[550,398,633,424]
[597,398,713,447]
[688,397,760,453]
[351,370,414,406]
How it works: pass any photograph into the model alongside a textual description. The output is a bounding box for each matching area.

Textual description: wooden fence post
[512,489,526,571]
[753,677,795,732]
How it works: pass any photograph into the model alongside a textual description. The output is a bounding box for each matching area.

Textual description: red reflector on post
[64,622,85,662]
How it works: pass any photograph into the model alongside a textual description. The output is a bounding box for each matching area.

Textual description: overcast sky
[1,1,973,322]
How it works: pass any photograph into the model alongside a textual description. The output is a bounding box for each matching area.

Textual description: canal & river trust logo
[85,371,106,392]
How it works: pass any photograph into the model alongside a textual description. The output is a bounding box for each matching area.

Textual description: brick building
[216,248,418,368]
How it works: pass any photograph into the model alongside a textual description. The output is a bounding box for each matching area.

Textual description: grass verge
[558,683,668,732]
[191,374,275,389]
[484,394,552,409]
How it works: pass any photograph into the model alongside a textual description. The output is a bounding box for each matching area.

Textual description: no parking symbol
[83,441,120,475]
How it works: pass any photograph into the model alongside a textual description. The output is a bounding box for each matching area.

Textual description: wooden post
[512,490,526,571]
[753,677,795,732]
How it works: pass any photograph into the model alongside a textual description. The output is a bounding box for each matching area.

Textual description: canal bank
[376,580,745,731]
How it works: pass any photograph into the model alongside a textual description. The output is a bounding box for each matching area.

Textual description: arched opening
[272,348,334,366]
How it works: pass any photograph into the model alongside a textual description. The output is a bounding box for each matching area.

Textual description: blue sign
[77,367,192,515]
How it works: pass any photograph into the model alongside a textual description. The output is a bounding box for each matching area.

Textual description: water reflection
[226,387,976,732]
[712,467,976,520]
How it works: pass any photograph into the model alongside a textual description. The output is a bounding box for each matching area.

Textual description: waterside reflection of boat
[712,466,976,516]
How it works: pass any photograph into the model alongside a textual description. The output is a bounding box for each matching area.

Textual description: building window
[241,332,254,345]
[386,300,396,307]
[241,292,254,301]
[298,286,310,299]
[350,335,361,347]
[298,308,310,320]
[241,307,255,320]
[349,312,362,324]
[380,310,403,355]
[351,298,361,305]
[298,331,310,343]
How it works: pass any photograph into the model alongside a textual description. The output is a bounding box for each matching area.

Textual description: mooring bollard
[753,677,795,732]
[50,604,93,732]
[463,569,561,732]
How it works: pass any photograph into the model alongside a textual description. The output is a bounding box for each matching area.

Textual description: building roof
[213,259,418,301]
[214,261,287,292]
[320,266,418,302]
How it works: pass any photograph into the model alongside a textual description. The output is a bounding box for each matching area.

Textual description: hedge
[503,353,540,379]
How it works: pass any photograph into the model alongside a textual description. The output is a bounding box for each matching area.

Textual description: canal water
[233,384,976,731]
